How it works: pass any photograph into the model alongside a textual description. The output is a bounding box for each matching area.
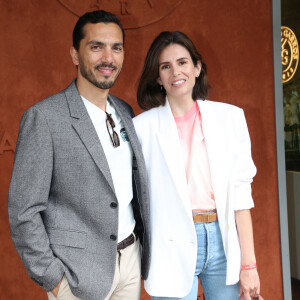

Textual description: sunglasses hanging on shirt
[105,112,120,148]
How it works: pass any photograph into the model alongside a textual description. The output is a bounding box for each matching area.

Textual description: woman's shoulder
[133,107,160,139]
[199,99,244,116]
[133,107,160,124]
[201,99,242,110]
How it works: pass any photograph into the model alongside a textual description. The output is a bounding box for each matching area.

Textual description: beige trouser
[47,237,141,300]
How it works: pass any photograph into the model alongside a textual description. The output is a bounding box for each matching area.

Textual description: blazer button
[110,202,118,208]
[110,235,117,241]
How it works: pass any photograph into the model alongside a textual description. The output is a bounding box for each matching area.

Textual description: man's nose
[102,49,113,64]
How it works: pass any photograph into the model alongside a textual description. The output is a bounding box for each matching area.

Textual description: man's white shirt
[82,96,135,243]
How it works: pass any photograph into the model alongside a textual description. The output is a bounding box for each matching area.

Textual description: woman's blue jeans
[151,221,239,300]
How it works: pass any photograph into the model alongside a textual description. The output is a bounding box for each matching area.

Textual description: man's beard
[79,61,120,90]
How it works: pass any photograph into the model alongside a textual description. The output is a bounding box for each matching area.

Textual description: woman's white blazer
[133,99,256,297]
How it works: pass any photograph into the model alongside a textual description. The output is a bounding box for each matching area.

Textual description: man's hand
[51,280,62,297]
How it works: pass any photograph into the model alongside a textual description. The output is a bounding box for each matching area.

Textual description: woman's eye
[161,65,169,70]
[179,60,186,65]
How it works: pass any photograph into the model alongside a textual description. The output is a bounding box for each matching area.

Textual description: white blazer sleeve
[232,109,257,210]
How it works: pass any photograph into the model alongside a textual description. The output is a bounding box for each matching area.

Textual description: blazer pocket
[47,228,87,249]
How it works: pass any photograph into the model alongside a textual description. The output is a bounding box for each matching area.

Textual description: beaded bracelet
[241,263,257,270]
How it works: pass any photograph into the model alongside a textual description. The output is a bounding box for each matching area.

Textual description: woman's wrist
[241,263,257,270]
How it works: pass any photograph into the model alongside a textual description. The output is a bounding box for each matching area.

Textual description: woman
[133,31,260,300]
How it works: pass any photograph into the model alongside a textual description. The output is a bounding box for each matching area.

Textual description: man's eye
[113,46,123,52]
[91,45,101,50]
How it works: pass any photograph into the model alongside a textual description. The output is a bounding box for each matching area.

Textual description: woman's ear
[195,60,202,77]
[157,77,162,85]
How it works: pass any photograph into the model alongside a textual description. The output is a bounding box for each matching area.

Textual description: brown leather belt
[193,212,218,223]
[117,232,135,251]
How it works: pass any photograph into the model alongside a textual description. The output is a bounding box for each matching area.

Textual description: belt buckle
[193,212,217,223]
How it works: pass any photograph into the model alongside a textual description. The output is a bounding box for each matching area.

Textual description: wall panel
[0,0,282,299]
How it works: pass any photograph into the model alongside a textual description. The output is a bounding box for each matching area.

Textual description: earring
[160,85,163,91]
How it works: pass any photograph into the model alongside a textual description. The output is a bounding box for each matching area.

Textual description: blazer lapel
[64,81,115,194]
[108,95,150,219]
[108,95,148,186]
[197,100,229,216]
[156,99,191,212]
[108,95,140,159]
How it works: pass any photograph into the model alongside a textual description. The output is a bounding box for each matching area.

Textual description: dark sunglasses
[105,112,120,148]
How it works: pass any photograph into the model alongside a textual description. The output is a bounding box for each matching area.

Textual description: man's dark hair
[137,31,210,111]
[73,10,125,51]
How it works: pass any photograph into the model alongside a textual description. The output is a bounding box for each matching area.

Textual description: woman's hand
[235,210,260,299]
[239,268,260,299]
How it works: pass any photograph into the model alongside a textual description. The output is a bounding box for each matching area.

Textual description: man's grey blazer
[8,81,150,300]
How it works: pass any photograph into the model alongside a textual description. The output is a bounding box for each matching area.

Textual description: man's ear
[70,47,79,66]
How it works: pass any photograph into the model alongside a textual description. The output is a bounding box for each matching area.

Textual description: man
[8,10,150,300]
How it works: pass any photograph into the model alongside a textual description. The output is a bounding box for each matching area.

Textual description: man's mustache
[95,63,117,70]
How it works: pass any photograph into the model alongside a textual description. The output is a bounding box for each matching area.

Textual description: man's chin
[97,81,115,90]
[90,79,115,90]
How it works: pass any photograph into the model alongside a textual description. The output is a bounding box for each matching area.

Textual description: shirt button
[110,202,118,208]
[110,235,117,241]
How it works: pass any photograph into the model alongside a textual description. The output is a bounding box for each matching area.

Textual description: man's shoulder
[108,94,134,116]
[109,94,131,108]
[26,81,75,114]
[35,90,65,108]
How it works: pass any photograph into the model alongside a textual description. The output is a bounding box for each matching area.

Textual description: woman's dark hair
[137,31,209,110]
[73,10,125,51]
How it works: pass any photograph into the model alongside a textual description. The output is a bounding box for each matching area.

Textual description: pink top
[174,101,216,212]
